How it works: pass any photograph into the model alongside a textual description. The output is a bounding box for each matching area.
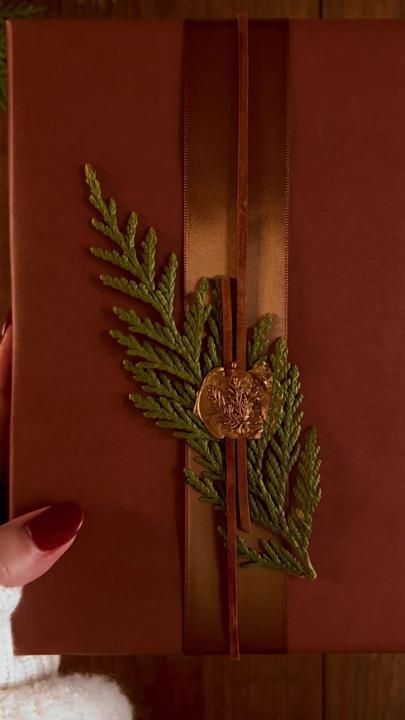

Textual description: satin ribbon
[184,19,290,654]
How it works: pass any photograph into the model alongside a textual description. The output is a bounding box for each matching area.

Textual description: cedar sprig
[86,165,320,579]
[236,535,306,577]
[242,334,320,578]
[237,426,320,579]
[247,313,273,367]
[111,329,198,384]
[124,363,195,409]
[286,427,321,558]
[85,164,210,386]
[86,164,225,503]
[185,469,223,509]
[202,279,222,374]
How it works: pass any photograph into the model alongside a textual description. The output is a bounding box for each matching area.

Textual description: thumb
[0,502,83,587]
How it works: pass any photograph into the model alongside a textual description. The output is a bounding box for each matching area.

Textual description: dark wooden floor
[2,1,405,717]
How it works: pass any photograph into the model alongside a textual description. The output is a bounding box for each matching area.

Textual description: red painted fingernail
[1,310,11,341]
[25,502,84,551]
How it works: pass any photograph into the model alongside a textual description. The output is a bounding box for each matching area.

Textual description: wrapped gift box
[7,18,405,654]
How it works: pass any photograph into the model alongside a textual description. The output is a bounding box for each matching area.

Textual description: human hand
[0,317,83,587]
[0,315,133,719]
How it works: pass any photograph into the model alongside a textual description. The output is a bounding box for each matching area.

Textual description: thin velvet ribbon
[219,14,251,660]
[221,276,240,658]
[184,19,289,654]
[235,14,251,539]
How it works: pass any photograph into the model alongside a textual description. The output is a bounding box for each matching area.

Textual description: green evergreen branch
[247,337,287,531]
[236,535,307,577]
[124,363,195,409]
[113,306,180,353]
[286,427,321,573]
[245,334,320,578]
[185,469,223,509]
[247,313,273,367]
[266,364,303,504]
[180,433,223,474]
[85,165,213,387]
[203,279,222,372]
[111,329,197,384]
[86,165,321,582]
[86,164,159,294]
[130,394,203,434]
[156,252,177,324]
[141,228,157,288]
[182,278,211,382]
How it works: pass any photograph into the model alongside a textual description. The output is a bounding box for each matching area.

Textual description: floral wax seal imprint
[194,362,274,440]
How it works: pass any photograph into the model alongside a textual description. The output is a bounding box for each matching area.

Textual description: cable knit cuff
[0,674,133,720]
[0,587,133,719]
[0,587,60,689]
[0,587,21,616]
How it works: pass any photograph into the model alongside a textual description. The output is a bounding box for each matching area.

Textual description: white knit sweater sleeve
[0,587,133,720]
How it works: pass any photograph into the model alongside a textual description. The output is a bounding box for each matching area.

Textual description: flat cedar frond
[245,329,320,578]
[85,164,211,387]
[287,427,321,558]
[203,278,222,371]
[185,469,223,509]
[86,165,321,580]
[247,313,273,367]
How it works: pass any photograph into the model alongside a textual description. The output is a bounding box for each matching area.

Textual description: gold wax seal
[194,362,275,440]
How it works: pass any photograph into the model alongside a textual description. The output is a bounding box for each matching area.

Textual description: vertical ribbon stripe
[235,14,251,537]
[236,13,249,371]
[221,275,240,659]
[184,19,289,654]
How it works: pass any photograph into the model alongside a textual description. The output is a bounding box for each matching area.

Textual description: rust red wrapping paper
[8,19,405,654]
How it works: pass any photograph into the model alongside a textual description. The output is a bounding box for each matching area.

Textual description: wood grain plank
[60,0,116,17]
[27,0,62,16]
[323,0,405,18]
[61,654,323,720]
[325,654,405,720]
[93,0,319,20]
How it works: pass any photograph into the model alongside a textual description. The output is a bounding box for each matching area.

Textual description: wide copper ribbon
[184,20,289,653]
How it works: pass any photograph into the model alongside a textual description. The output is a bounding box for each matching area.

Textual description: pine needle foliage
[85,165,321,580]
[0,2,45,111]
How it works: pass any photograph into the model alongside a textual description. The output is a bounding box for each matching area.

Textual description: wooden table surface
[2,1,404,718]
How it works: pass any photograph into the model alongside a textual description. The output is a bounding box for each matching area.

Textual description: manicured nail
[1,310,11,341]
[25,502,84,551]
